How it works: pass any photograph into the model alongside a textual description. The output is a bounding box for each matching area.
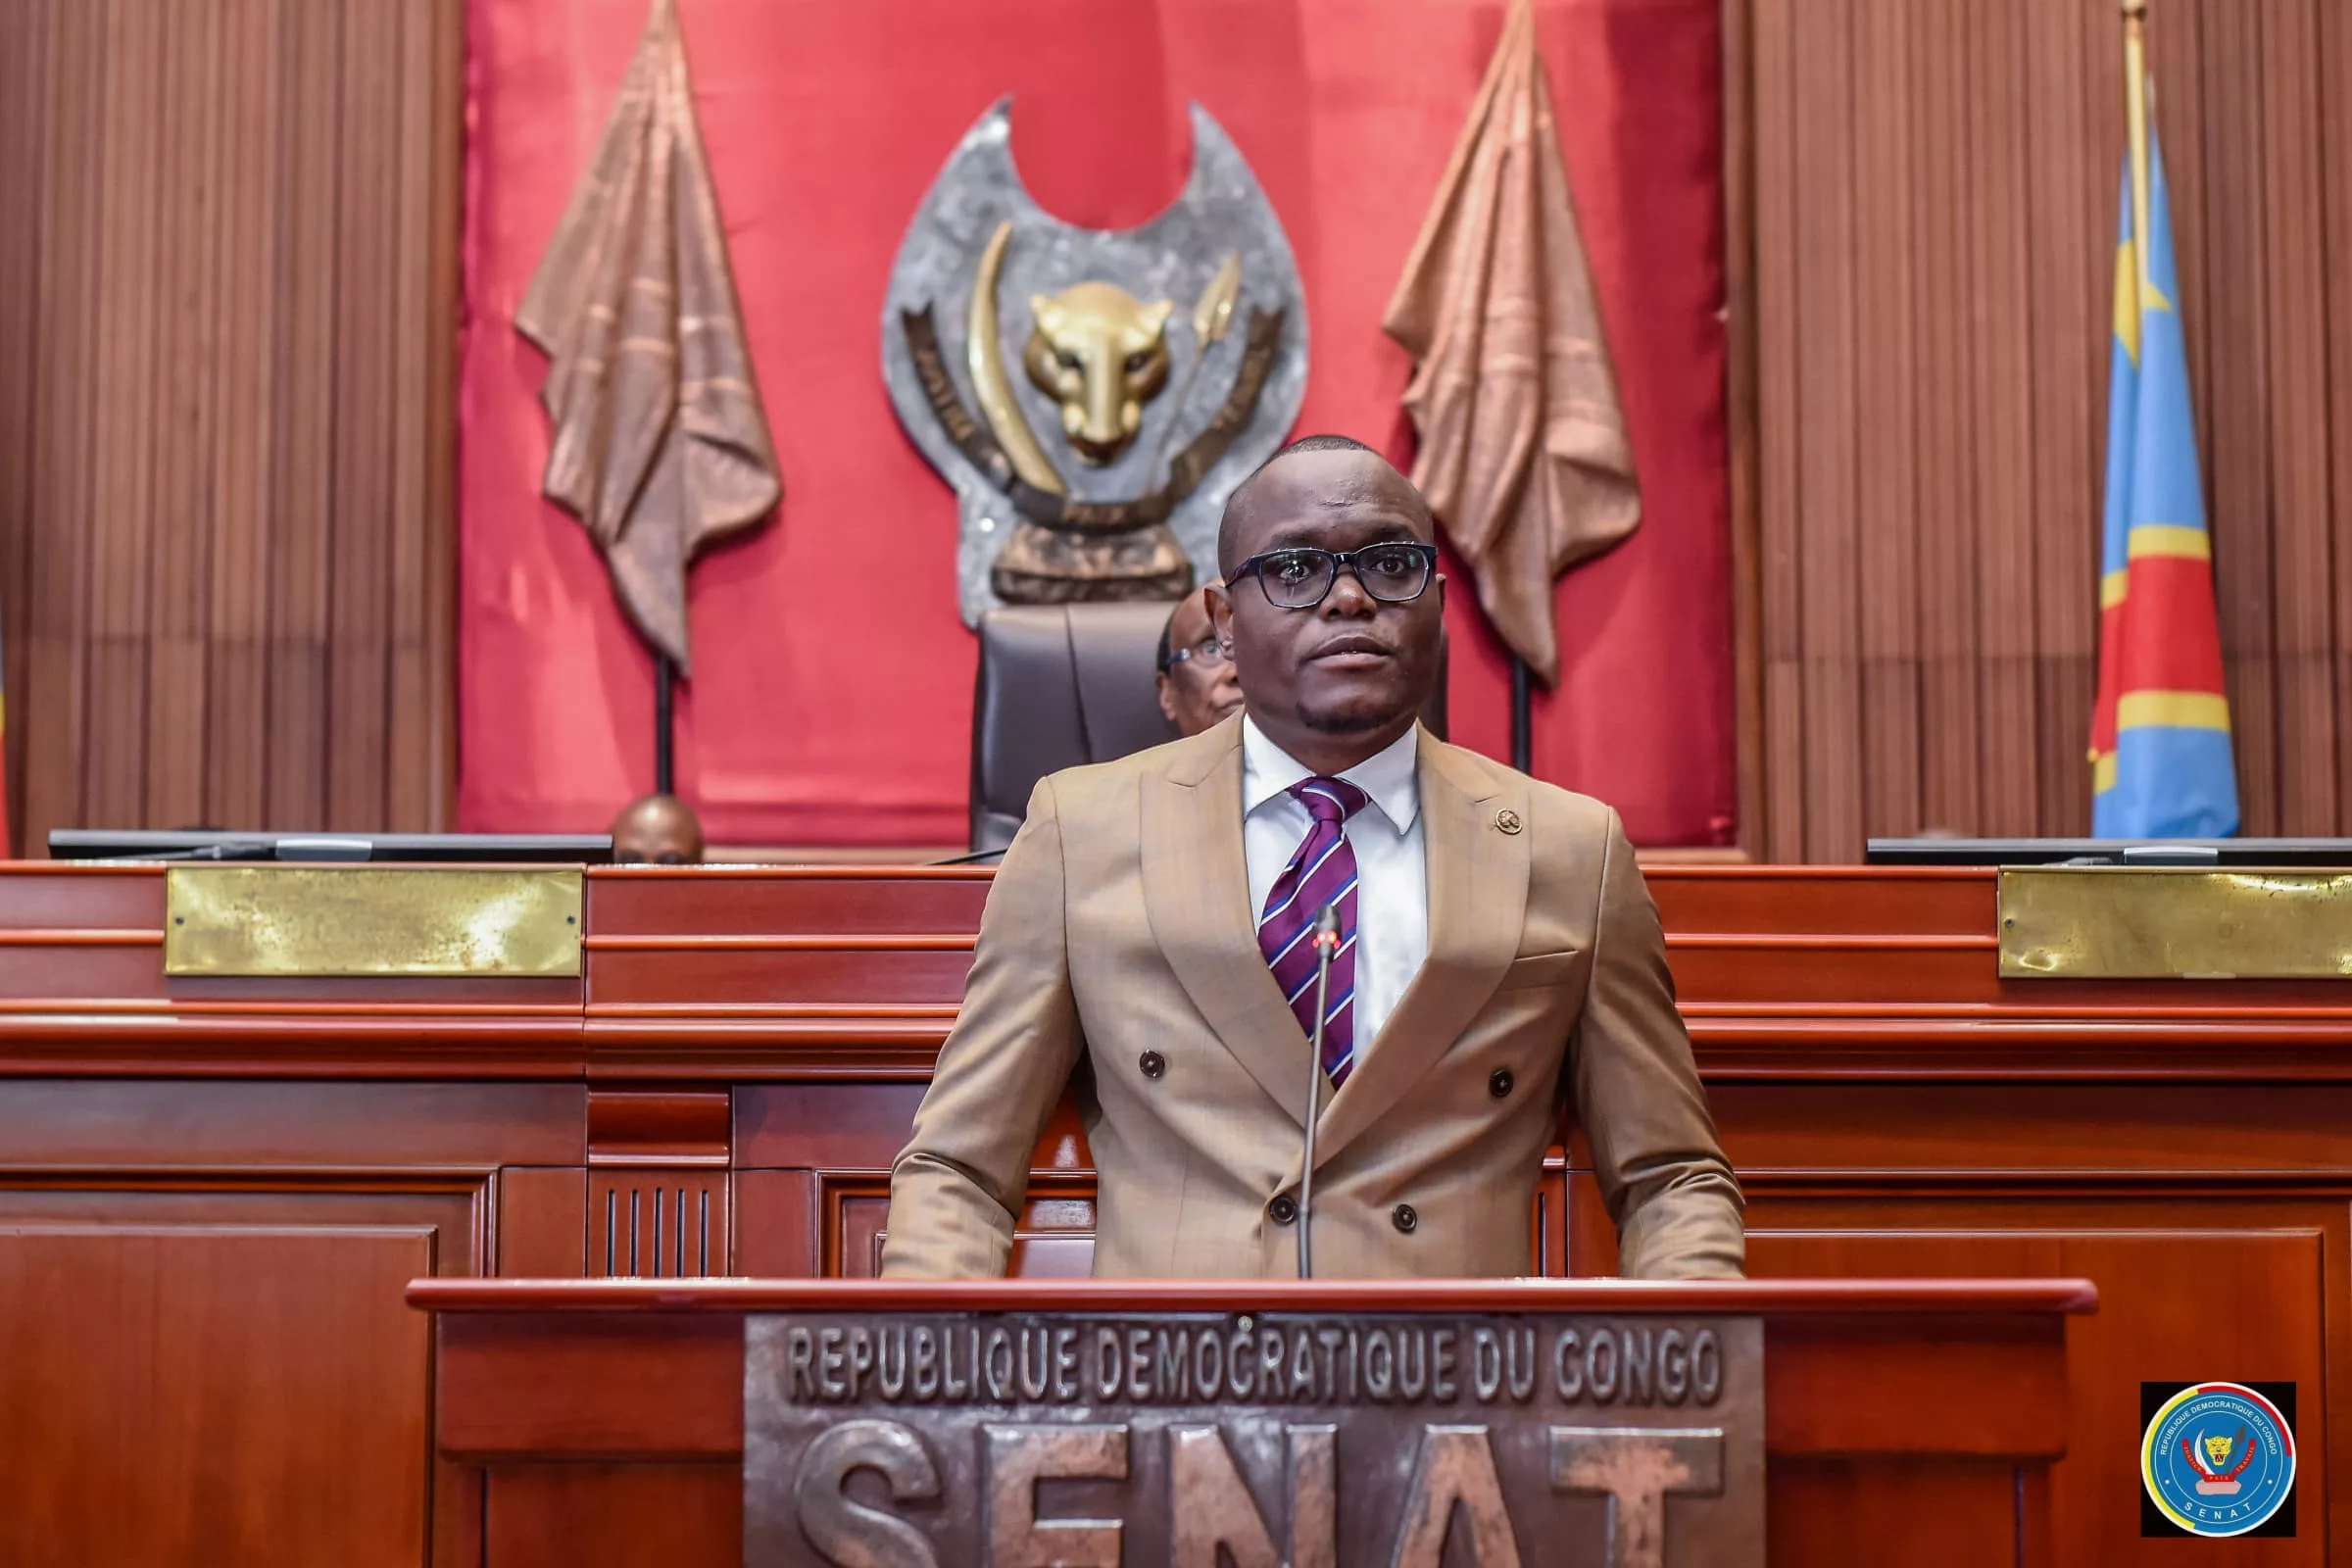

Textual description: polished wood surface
[415,1278,2089,1566]
[0,0,463,856]
[408,1275,2100,1312]
[3,1228,436,1567]
[0,859,2342,1561]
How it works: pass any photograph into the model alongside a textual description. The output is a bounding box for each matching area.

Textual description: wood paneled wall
[1739,0,2352,858]
[0,0,462,854]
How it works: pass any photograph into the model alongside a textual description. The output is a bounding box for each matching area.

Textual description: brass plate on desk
[1999,866,2352,979]
[165,866,583,977]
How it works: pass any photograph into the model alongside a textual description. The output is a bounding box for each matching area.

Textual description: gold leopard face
[1022,282,1173,465]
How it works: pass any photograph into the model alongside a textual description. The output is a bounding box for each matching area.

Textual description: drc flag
[2089,137,2238,837]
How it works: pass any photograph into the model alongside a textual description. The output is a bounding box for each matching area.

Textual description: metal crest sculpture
[883,100,1308,626]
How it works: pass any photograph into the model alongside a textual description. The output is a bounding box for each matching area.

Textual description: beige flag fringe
[1382,0,1640,688]
[516,0,779,674]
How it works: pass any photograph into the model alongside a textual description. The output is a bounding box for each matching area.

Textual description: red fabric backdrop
[458,0,1735,848]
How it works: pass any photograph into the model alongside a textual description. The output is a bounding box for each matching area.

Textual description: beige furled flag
[516,0,778,674]
[1382,0,1639,687]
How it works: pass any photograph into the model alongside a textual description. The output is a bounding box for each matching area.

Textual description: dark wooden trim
[589,865,999,884]
[420,0,466,831]
[1720,0,1767,860]
[4,863,2351,1081]
[0,1000,579,1016]
[1665,933,1999,951]
[0,928,162,946]
[408,1275,2100,1315]
[1643,863,1991,884]
[586,1086,731,1163]
[584,1004,959,1018]
[583,934,978,953]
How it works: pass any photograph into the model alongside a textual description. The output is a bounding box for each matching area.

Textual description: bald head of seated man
[610,793,705,865]
[1155,582,1245,737]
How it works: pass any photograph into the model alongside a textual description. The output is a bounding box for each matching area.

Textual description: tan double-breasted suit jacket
[882,716,1743,1280]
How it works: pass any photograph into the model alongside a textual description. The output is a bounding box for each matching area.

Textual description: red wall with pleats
[456,0,1735,848]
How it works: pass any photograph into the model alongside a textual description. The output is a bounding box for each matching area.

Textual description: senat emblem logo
[2141,1382,2294,1537]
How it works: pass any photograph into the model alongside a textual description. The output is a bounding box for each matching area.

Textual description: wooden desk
[412,1276,2095,1567]
[0,861,2343,1563]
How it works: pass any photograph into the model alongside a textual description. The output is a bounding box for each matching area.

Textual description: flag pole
[654,655,675,796]
[1510,656,1533,773]
[2123,0,2152,299]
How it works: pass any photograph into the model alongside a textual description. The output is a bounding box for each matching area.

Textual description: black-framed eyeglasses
[1228,542,1440,611]
[1161,637,1231,674]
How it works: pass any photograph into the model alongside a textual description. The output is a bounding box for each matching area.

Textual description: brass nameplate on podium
[746,1309,1763,1566]
[164,865,584,977]
[1999,866,2352,979]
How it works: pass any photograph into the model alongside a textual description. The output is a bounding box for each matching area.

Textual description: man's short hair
[1243,432,1380,484]
[1219,433,1388,573]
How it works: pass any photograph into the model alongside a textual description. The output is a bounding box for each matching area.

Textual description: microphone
[1298,903,1343,1279]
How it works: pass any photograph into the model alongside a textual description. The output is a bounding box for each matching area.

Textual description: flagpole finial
[2123,0,2153,297]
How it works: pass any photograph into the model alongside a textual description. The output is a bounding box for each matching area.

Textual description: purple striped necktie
[1257,776,1368,1086]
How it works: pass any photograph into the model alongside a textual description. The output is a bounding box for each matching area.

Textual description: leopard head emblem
[1022,282,1174,465]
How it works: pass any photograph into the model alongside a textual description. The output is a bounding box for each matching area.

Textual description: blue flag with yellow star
[2089,134,2237,837]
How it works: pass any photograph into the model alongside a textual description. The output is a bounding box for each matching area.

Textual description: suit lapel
[1308,733,1530,1169]
[1140,717,1320,1126]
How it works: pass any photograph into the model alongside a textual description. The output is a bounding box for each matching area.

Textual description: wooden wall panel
[1744,0,2352,857]
[482,1466,741,1568]
[1849,0,1919,841]
[2022,0,2101,843]
[1911,0,1984,843]
[1748,1220,2331,1566]
[0,1224,437,1568]
[2329,2,2352,816]
[500,1167,590,1278]
[0,0,460,855]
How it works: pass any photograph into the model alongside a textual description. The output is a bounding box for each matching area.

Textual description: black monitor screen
[1866,837,2352,868]
[48,830,613,864]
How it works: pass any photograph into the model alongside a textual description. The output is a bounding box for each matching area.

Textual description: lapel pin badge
[1494,808,1523,835]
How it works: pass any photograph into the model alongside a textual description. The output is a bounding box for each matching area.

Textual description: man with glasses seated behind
[1155,582,1246,737]
[884,434,1742,1281]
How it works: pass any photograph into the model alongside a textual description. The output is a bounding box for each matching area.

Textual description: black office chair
[969,604,1449,853]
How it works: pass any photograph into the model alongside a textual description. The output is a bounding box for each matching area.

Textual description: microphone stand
[1298,904,1342,1279]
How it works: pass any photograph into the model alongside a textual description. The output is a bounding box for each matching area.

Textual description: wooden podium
[0,859,2337,1563]
[414,1276,2092,1566]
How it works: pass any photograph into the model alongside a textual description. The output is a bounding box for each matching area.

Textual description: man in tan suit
[885,436,1742,1280]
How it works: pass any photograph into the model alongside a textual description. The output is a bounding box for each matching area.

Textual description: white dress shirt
[1241,716,1429,1053]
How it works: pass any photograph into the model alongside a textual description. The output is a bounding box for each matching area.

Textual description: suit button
[1392,1202,1418,1234]
[1268,1195,1298,1226]
[1139,1051,1166,1080]
[1490,1068,1515,1099]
